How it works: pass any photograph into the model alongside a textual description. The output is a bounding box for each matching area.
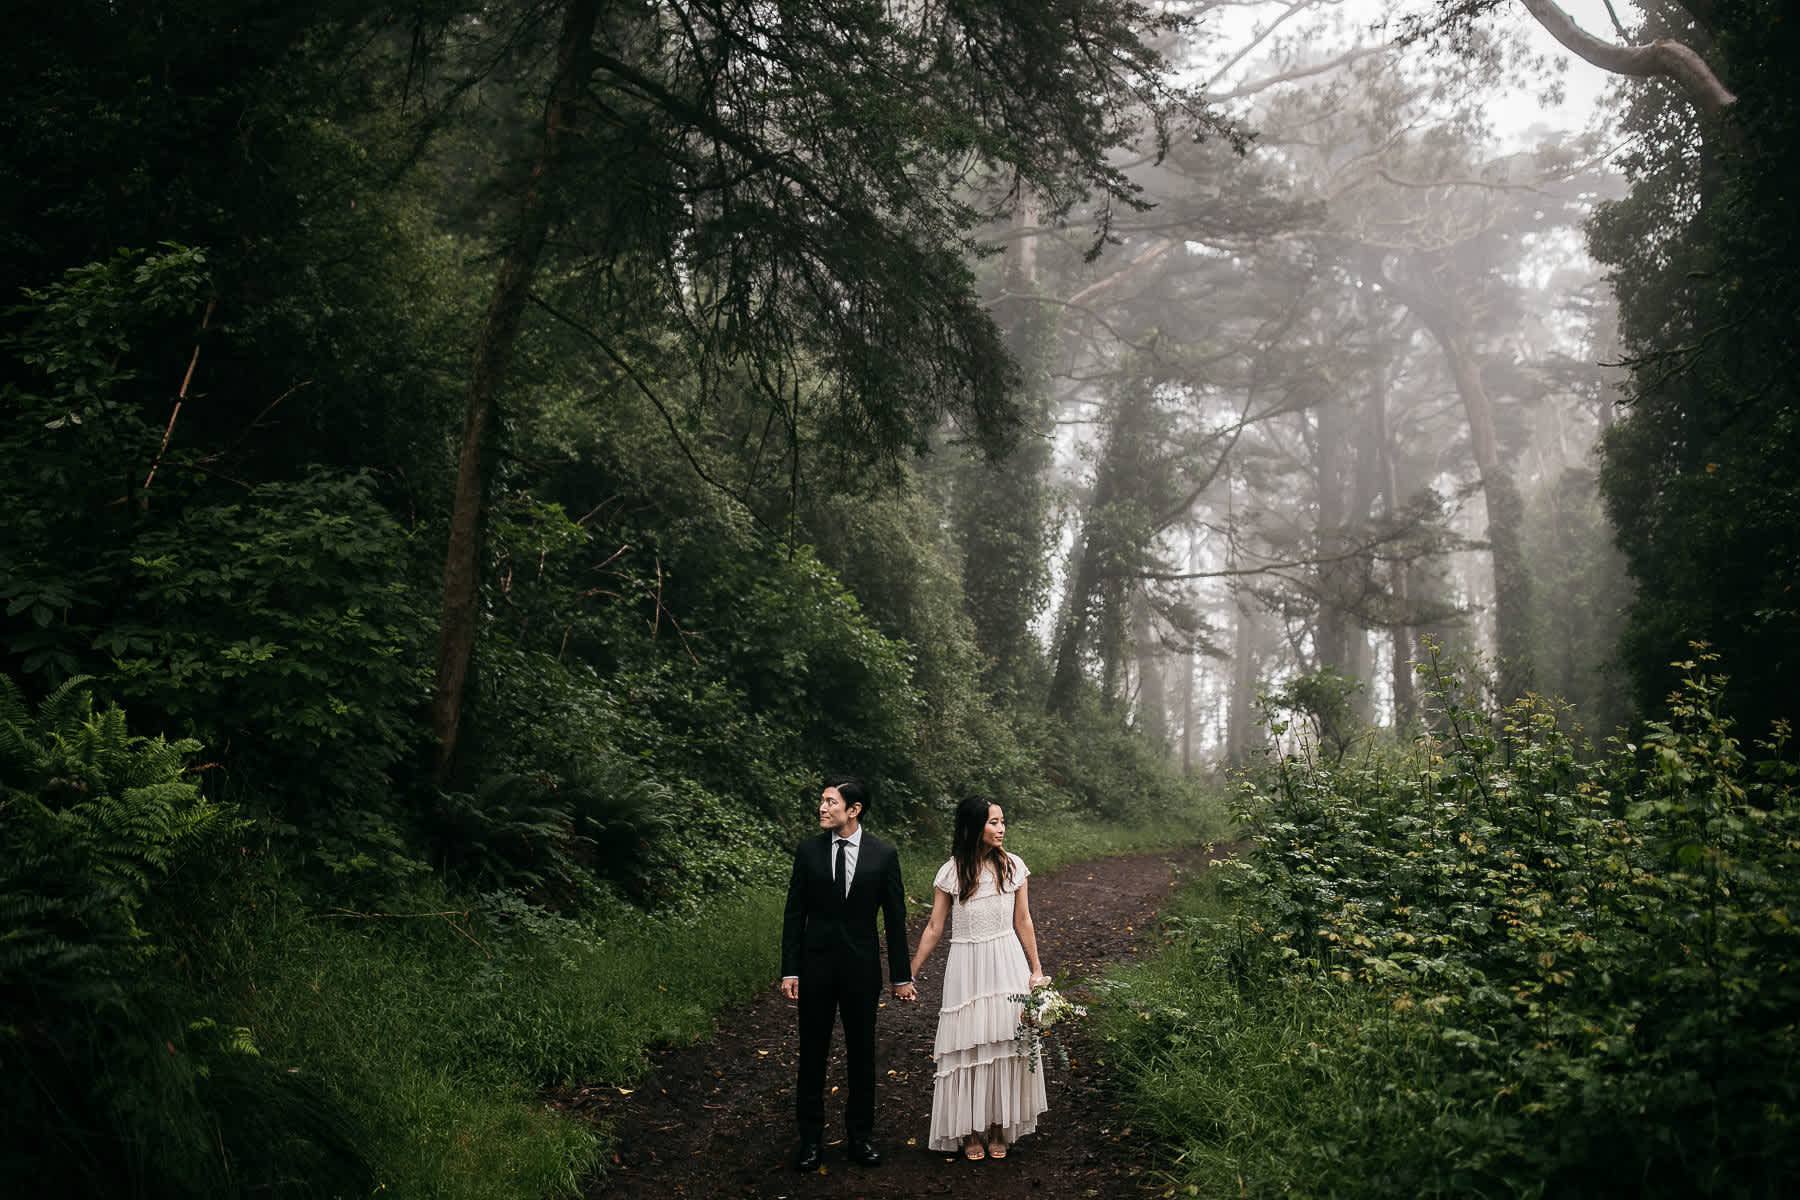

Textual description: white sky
[1197,0,1646,144]
[1500,0,1644,140]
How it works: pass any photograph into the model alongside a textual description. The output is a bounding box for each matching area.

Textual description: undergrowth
[1098,643,1800,1198]
[1,671,1230,1199]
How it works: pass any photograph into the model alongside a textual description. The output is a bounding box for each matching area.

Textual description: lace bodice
[932,853,1029,943]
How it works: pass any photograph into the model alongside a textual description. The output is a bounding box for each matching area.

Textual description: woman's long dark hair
[951,795,1014,903]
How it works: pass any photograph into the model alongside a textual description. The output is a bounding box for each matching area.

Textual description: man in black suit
[780,774,916,1170]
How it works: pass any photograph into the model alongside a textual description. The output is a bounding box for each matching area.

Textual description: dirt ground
[549,842,1234,1200]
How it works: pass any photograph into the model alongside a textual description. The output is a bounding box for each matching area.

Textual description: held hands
[783,978,919,1001]
[1028,973,1050,989]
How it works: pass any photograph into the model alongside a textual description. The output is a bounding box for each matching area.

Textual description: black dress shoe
[847,1140,882,1167]
[794,1142,824,1171]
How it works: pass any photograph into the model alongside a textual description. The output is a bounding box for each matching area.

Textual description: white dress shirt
[834,827,863,893]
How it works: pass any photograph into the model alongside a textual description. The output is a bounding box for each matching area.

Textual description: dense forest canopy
[3,0,1796,1194]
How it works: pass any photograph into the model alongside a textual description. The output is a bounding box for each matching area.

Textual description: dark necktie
[835,838,848,896]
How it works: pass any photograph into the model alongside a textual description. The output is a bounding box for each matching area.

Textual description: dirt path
[553,843,1232,1199]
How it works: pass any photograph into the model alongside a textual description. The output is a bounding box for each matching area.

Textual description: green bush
[1102,643,1800,1197]
[113,470,433,816]
[1040,693,1203,823]
[0,245,210,686]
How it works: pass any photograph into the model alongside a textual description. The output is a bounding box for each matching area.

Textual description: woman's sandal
[962,1139,987,1161]
[987,1140,1008,1159]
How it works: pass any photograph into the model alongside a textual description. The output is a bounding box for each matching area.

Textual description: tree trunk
[1132,587,1168,747]
[1097,575,1128,711]
[432,0,600,786]
[957,182,1054,699]
[1179,531,1200,771]
[1007,182,1039,295]
[1179,639,1197,772]
[1376,358,1418,726]
[1047,381,1151,718]
[1434,321,1534,705]
[1313,382,1352,674]
[1225,589,1262,765]
[1377,266,1535,706]
[1344,351,1388,726]
[1047,525,1102,717]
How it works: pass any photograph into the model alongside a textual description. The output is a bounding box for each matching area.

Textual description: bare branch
[1128,526,1445,583]
[1064,239,1177,309]
[1203,0,1320,93]
[1205,45,1388,104]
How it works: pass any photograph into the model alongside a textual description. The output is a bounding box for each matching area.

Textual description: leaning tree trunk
[1378,268,1534,707]
[432,0,600,787]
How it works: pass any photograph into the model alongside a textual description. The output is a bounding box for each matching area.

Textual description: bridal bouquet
[1010,980,1086,1073]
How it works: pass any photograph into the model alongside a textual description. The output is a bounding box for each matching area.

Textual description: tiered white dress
[926,853,1049,1151]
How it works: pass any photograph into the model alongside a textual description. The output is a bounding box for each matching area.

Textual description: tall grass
[227,882,787,1199]
[1093,875,1471,1197]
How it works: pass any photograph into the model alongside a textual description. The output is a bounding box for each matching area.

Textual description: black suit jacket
[781,831,911,994]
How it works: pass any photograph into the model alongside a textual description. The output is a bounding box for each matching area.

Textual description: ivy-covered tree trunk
[1435,322,1533,706]
[432,0,599,785]
[1047,527,1103,718]
[1047,376,1157,719]
[1343,357,1387,725]
[1312,379,1354,675]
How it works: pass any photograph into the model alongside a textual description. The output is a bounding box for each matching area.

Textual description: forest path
[554,842,1234,1199]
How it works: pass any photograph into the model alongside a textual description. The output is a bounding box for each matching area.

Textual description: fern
[0,674,231,963]
[0,674,335,1198]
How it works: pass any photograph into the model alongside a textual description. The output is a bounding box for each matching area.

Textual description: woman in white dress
[908,795,1049,1161]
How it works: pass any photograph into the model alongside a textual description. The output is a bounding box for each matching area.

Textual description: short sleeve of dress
[1009,852,1030,882]
[932,858,958,894]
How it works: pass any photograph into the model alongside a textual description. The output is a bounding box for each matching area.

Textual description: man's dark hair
[824,774,868,819]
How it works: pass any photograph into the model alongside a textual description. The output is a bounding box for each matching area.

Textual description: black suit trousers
[795,961,878,1143]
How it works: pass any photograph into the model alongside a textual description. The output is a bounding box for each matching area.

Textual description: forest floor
[549,841,1235,1200]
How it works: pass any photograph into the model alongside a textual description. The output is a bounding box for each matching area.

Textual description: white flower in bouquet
[1009,980,1087,1073]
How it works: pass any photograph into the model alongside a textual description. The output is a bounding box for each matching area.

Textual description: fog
[1009,0,1636,762]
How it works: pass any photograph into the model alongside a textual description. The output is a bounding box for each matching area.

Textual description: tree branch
[1205,45,1388,104]
[1517,0,1735,115]
[526,292,783,541]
